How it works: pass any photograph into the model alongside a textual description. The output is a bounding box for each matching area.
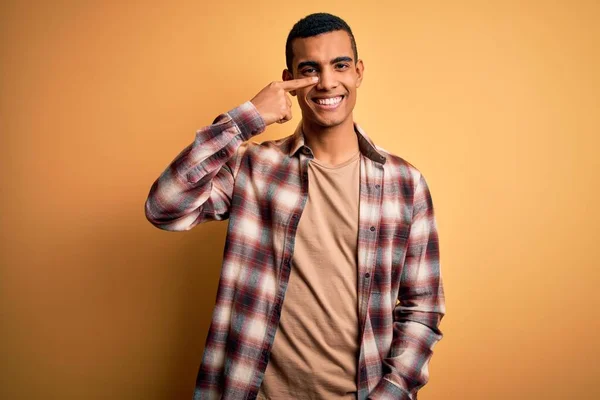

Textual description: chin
[316,112,350,127]
[306,111,346,127]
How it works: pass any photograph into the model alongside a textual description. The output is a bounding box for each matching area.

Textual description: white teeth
[315,96,342,105]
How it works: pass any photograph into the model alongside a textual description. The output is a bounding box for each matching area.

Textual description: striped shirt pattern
[144,101,445,400]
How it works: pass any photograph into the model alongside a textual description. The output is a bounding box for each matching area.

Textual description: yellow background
[1,1,599,399]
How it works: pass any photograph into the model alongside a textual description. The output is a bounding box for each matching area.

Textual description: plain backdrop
[1,1,599,399]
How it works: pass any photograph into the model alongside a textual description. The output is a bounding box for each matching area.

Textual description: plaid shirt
[145,101,445,400]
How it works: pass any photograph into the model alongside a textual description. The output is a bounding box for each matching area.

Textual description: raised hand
[250,77,318,126]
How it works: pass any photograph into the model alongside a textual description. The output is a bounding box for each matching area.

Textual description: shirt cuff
[226,101,266,141]
[368,377,412,400]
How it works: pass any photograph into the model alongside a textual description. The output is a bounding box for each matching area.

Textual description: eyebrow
[297,56,354,70]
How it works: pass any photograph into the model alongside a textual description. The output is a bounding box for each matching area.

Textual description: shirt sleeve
[144,101,265,231]
[369,173,446,400]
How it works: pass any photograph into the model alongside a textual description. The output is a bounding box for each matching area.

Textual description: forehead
[291,30,354,65]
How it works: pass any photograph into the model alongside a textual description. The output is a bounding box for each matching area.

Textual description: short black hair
[285,13,358,73]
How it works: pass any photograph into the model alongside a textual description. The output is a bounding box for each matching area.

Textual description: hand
[250,77,318,126]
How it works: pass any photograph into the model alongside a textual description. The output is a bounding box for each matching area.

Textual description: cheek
[348,73,361,87]
[297,92,312,108]
[344,87,357,101]
[297,89,310,100]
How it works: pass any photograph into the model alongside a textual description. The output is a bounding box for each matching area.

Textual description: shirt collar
[288,120,387,164]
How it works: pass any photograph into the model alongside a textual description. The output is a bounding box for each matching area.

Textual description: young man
[145,13,445,400]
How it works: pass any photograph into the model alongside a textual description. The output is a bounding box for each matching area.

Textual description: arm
[144,101,265,231]
[144,76,319,231]
[369,174,446,399]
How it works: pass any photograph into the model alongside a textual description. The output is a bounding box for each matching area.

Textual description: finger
[281,76,318,92]
[280,111,292,123]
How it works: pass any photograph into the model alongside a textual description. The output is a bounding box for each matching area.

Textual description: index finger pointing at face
[281,76,318,91]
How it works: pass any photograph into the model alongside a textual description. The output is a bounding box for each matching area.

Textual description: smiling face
[283,30,364,129]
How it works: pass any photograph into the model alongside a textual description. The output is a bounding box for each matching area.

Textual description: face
[283,30,364,129]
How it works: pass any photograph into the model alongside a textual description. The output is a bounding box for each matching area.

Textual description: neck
[301,116,359,165]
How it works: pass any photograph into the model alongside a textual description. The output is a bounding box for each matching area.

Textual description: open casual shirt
[145,101,445,400]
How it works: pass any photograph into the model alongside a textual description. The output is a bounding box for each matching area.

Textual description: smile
[312,95,344,109]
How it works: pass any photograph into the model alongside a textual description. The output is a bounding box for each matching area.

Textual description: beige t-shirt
[258,150,361,399]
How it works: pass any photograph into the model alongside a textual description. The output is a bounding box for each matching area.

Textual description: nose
[316,67,338,91]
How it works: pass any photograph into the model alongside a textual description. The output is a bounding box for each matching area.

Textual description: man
[145,13,445,400]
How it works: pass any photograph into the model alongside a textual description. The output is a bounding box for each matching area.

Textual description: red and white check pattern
[145,101,445,400]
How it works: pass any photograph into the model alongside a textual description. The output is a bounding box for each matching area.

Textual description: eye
[336,63,350,70]
[302,68,318,75]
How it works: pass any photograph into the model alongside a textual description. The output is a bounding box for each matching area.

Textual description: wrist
[227,101,266,140]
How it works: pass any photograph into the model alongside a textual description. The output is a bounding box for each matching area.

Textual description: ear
[282,69,296,96]
[355,59,364,88]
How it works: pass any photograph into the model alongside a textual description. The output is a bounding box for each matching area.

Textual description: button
[375,184,380,189]
[291,214,298,220]
[284,259,290,266]
[218,150,227,157]
[370,226,375,232]
[302,147,311,155]
[365,273,370,278]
